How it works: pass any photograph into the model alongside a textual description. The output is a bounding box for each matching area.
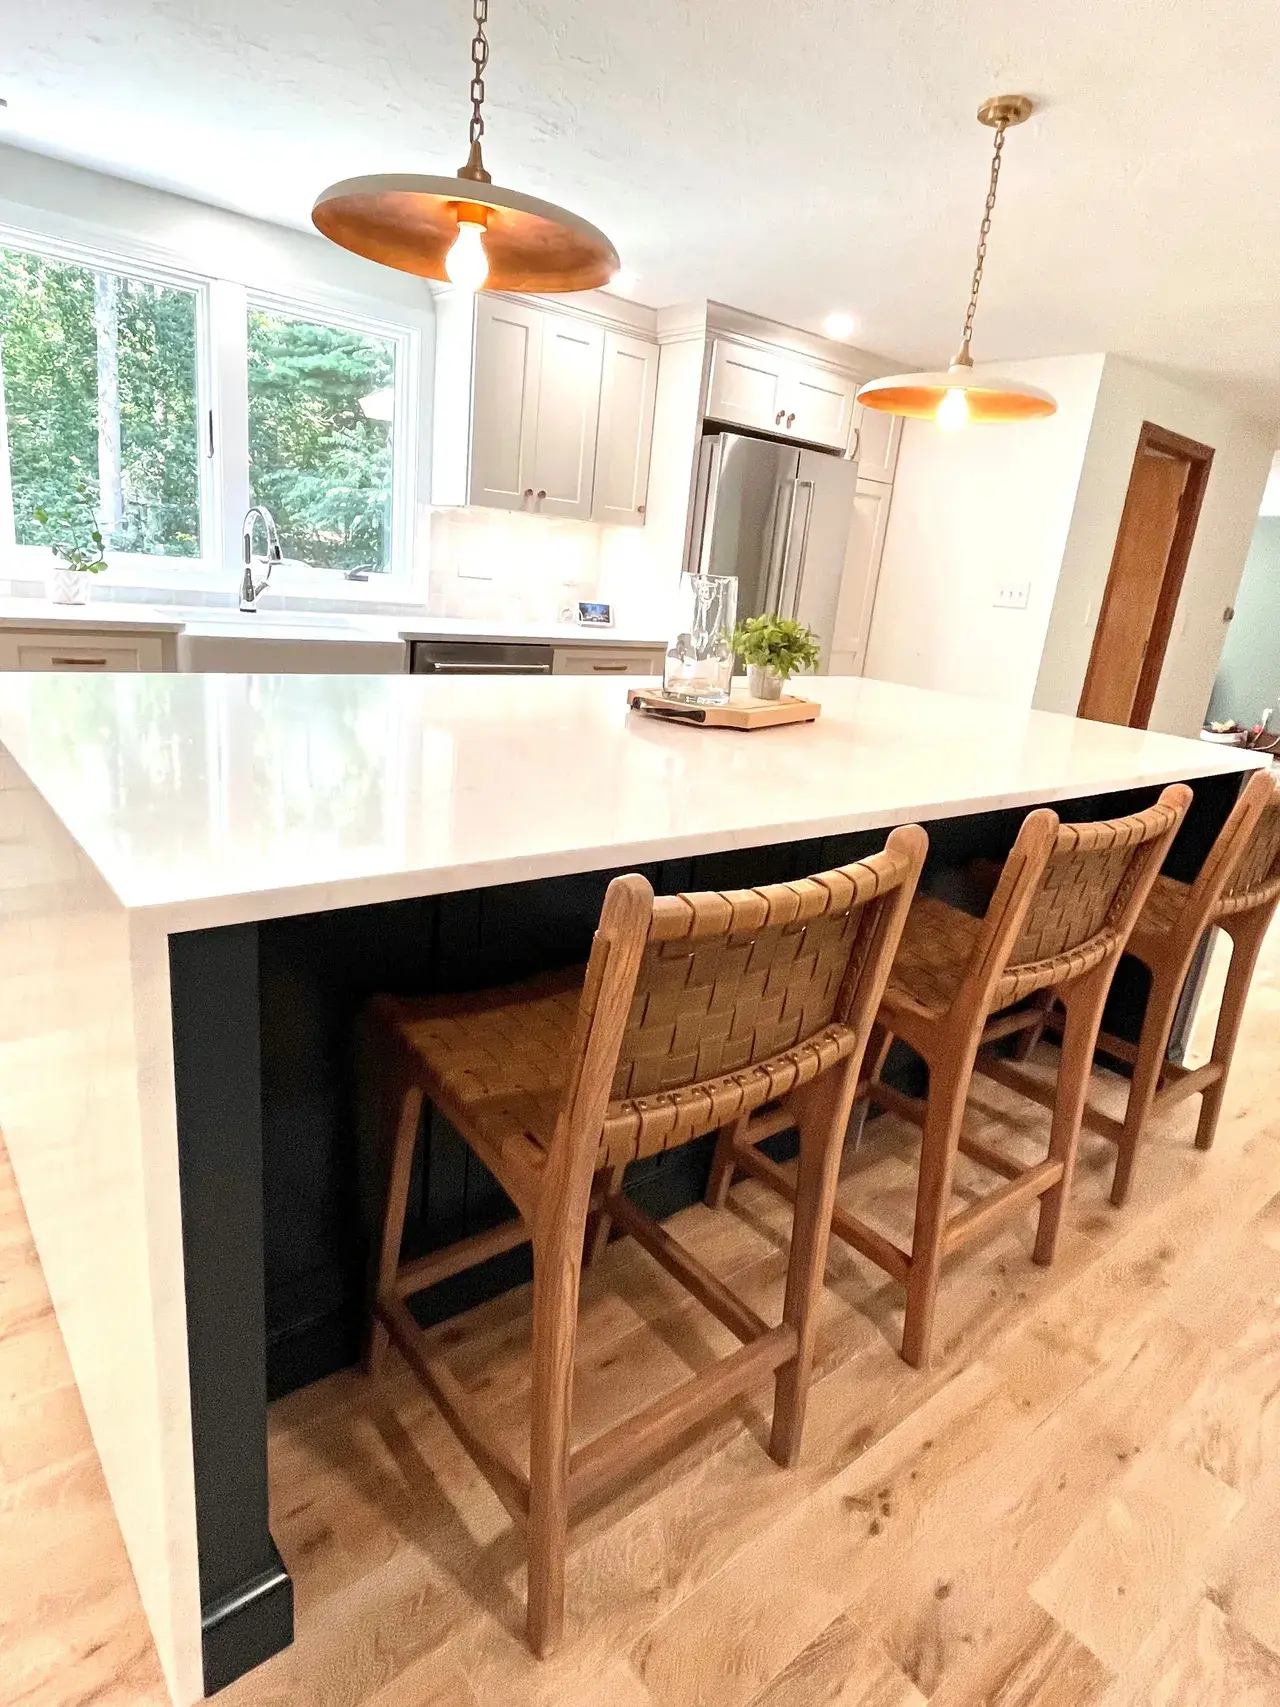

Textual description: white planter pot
[49,567,92,606]
[746,664,786,701]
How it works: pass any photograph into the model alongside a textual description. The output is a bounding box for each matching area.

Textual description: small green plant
[32,485,108,573]
[731,614,821,679]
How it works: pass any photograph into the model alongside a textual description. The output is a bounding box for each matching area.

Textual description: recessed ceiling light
[823,312,856,341]
[607,267,639,297]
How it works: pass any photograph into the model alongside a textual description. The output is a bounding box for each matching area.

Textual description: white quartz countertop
[0,597,666,648]
[0,674,1263,934]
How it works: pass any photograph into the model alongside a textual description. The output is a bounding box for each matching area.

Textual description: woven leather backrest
[1008,806,1176,971]
[1224,797,1280,903]
[610,858,903,1101]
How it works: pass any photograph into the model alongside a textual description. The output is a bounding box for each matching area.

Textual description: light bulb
[445,220,489,292]
[936,386,971,431]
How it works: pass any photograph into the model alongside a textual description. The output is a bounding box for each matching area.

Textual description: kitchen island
[0,671,1264,1705]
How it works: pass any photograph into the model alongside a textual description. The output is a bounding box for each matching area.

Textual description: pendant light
[857,96,1056,427]
[312,0,620,294]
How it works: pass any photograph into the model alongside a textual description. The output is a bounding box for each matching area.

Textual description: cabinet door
[827,480,893,676]
[783,364,859,451]
[526,314,605,521]
[592,332,659,526]
[469,298,542,510]
[706,338,788,432]
[850,402,902,484]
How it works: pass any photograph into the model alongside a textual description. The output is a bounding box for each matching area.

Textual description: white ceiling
[5,0,1280,417]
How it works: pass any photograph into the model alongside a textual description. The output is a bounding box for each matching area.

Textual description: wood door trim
[1129,424,1214,728]
[1078,420,1215,729]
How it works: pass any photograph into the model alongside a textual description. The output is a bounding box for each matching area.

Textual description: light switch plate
[994,580,1031,609]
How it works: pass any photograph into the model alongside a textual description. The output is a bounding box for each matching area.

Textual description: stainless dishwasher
[409,641,555,675]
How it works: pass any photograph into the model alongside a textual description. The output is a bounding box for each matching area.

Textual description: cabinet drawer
[0,632,168,671]
[552,647,664,677]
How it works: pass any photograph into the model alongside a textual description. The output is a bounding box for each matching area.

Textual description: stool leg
[1195,911,1269,1151]
[705,1113,748,1210]
[369,1082,423,1379]
[901,1052,970,1370]
[526,1219,584,1657]
[769,1060,855,1466]
[1110,966,1177,1208]
[1013,991,1054,1062]
[1034,973,1105,1265]
[585,1164,625,1266]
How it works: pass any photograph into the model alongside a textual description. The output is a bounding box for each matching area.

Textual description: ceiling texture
[4,0,1280,416]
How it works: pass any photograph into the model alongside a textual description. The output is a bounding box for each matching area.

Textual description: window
[248,306,399,576]
[0,245,201,558]
[0,226,424,588]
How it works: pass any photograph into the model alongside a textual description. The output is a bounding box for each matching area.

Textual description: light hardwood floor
[4,921,1280,1707]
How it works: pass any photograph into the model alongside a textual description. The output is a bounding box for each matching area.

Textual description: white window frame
[0,219,431,599]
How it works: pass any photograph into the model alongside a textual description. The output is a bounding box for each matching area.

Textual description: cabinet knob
[637,503,646,515]
[786,412,795,428]
[523,488,534,499]
[536,489,547,501]
[775,409,785,425]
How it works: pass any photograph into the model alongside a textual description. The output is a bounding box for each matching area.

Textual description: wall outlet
[993,579,1031,609]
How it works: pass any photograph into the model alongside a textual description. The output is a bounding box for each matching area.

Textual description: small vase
[746,664,786,701]
[49,568,91,607]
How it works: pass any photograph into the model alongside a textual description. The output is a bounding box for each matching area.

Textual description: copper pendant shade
[857,96,1057,427]
[312,1,619,294]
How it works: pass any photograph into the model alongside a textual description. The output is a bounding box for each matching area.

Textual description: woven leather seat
[366,832,925,1656]
[720,788,1190,1370]
[1027,770,1280,1205]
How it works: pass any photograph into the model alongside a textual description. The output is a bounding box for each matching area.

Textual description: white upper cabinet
[468,298,542,510]
[529,317,604,520]
[786,366,859,452]
[850,402,902,485]
[705,336,859,452]
[592,332,659,526]
[706,339,789,432]
[435,294,657,526]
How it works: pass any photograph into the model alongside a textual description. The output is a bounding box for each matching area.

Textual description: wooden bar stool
[710,788,1189,1369]
[366,829,924,1655]
[1002,768,1280,1206]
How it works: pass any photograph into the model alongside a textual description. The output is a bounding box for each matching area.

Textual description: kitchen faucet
[240,506,282,612]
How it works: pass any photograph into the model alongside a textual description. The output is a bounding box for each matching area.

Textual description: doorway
[1077,422,1214,727]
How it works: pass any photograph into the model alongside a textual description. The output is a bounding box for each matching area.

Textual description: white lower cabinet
[0,629,172,671]
[827,480,894,676]
[552,645,664,677]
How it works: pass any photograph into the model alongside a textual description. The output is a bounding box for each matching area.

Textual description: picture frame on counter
[577,600,614,627]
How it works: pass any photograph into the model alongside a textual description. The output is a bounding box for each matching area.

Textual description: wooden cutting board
[626,688,821,730]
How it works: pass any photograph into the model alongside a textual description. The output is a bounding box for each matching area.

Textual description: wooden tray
[627,688,820,730]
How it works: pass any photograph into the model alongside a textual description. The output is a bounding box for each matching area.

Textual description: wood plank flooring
[4,921,1280,1706]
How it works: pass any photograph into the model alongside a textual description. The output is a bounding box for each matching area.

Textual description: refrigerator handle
[783,479,816,619]
[763,479,799,614]
[694,436,726,576]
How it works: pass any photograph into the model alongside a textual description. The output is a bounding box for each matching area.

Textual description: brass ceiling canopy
[312,0,619,294]
[857,94,1057,428]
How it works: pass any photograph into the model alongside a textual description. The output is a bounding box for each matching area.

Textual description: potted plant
[731,614,822,701]
[32,486,108,606]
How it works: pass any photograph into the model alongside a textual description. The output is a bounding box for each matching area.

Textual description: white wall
[1034,357,1278,735]
[864,354,1107,703]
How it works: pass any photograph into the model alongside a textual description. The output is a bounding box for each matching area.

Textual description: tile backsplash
[425,507,605,623]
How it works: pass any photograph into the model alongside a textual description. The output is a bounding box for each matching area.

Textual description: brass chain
[957,120,1007,362]
[468,0,489,147]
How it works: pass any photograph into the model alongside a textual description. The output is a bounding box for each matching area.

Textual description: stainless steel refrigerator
[686,431,860,670]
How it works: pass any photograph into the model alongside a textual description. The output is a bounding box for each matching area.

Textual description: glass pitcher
[663,574,738,705]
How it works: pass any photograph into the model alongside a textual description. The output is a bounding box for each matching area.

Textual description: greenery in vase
[33,484,107,572]
[731,614,821,679]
